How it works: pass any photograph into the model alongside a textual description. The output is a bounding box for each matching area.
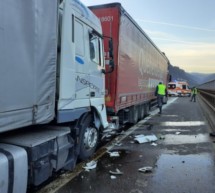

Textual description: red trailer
[90,3,169,124]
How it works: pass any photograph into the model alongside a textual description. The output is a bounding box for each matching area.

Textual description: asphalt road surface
[39,97,215,193]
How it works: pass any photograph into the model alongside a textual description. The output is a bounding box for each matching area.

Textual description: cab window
[75,21,84,56]
[89,34,101,65]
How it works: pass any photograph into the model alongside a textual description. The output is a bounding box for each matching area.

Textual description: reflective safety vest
[158,84,166,95]
[192,88,197,94]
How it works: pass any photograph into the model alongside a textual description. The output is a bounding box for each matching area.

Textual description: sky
[81,0,215,74]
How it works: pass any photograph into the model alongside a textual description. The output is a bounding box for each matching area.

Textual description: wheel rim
[83,126,98,150]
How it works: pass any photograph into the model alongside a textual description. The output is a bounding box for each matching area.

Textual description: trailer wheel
[129,106,138,124]
[144,103,150,116]
[79,114,99,160]
[139,105,145,120]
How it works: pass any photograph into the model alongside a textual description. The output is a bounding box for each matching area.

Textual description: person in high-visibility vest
[155,82,168,114]
[190,87,198,102]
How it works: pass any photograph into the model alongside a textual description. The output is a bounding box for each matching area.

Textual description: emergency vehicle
[168,81,191,97]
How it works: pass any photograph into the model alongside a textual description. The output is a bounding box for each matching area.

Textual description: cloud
[137,19,215,32]
[141,29,215,55]
[144,29,215,45]
[146,33,215,73]
[162,42,215,56]
[165,45,215,73]
[138,28,215,73]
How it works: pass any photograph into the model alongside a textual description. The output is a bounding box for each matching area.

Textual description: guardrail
[198,80,215,111]
[197,79,215,130]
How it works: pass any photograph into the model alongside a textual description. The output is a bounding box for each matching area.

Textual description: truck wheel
[139,105,145,120]
[79,114,99,160]
[144,103,150,116]
[129,106,138,124]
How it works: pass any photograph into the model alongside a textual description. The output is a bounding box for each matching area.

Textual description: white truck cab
[58,0,108,128]
[0,0,113,192]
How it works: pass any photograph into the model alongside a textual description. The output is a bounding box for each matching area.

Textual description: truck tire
[129,106,138,124]
[78,114,99,160]
[138,105,145,120]
[144,103,150,116]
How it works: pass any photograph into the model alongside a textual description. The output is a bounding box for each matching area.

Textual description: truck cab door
[88,31,105,103]
[58,0,90,115]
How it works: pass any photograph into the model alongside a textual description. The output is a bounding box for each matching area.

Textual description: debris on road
[107,151,120,157]
[109,168,123,175]
[134,134,158,144]
[151,142,158,146]
[83,160,97,171]
[114,142,123,147]
[138,166,153,173]
[110,175,117,179]
[175,132,181,135]
[158,134,165,140]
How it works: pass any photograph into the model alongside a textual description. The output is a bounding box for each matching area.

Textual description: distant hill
[168,64,215,87]
[190,72,215,85]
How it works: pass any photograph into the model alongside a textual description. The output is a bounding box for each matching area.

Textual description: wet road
[42,97,215,193]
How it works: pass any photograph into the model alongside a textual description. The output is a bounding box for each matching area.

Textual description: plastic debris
[134,134,157,144]
[119,130,125,135]
[175,132,181,135]
[151,142,158,146]
[83,160,97,171]
[110,175,117,179]
[109,168,123,175]
[158,134,165,140]
[138,166,153,173]
[108,151,120,157]
[114,142,122,146]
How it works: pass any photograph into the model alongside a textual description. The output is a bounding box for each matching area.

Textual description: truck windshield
[168,84,176,89]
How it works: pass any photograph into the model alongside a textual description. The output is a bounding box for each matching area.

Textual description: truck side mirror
[102,38,114,74]
[109,59,114,70]
[109,39,113,58]
[101,59,114,74]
